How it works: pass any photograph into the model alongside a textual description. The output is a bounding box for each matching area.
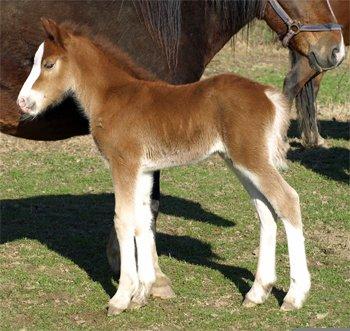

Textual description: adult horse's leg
[283,51,316,103]
[295,73,326,147]
[283,51,321,147]
[106,171,174,299]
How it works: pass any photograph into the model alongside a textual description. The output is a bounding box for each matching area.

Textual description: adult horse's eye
[44,62,55,70]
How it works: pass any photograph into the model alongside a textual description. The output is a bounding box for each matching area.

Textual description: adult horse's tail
[265,89,290,170]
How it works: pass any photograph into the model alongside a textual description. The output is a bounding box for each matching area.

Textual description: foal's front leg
[130,171,157,308]
[108,166,140,315]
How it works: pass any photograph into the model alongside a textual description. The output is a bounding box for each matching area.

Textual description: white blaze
[18,42,44,98]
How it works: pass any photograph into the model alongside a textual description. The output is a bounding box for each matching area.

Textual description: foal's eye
[44,62,55,70]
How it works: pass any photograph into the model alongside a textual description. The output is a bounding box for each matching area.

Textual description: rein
[266,0,342,47]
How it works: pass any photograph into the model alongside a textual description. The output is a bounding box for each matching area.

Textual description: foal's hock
[17,18,311,315]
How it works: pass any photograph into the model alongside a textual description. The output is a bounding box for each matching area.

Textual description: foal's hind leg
[234,164,310,310]
[233,167,277,307]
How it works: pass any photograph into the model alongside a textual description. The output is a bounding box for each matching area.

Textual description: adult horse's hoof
[302,134,328,149]
[242,297,258,308]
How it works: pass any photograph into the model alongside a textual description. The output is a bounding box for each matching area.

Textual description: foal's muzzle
[17,96,36,114]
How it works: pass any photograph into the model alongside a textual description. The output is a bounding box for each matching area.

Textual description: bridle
[265,0,342,47]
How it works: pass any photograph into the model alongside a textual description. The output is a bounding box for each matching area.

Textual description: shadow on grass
[0,193,286,304]
[161,194,234,227]
[287,145,349,184]
[288,119,349,141]
[287,120,349,184]
[156,232,286,304]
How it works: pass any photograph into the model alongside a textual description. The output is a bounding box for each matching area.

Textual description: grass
[1,26,349,330]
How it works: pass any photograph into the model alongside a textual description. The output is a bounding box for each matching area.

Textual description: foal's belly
[141,139,225,172]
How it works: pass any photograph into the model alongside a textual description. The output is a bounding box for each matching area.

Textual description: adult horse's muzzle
[266,0,345,72]
[308,37,346,72]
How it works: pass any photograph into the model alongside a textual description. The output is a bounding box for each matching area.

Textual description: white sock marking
[134,172,156,287]
[233,166,277,303]
[282,219,310,306]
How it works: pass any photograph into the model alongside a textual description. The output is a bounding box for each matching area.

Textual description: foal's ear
[40,18,68,48]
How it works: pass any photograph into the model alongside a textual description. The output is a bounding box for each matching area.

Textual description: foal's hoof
[242,297,258,308]
[151,284,175,299]
[151,275,175,299]
[130,289,149,309]
[129,299,147,310]
[280,300,299,311]
[107,304,126,316]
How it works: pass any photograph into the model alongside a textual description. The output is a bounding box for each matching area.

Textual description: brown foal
[17,19,311,315]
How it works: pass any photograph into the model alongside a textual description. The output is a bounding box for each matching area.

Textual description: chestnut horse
[284,0,349,147]
[0,0,344,311]
[18,18,310,315]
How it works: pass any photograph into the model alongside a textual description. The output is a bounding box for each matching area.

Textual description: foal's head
[17,19,74,116]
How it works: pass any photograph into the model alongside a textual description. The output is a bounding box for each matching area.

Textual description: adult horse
[0,0,344,308]
[0,0,345,140]
[284,0,349,148]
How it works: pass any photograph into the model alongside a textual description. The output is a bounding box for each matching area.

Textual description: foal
[17,19,311,315]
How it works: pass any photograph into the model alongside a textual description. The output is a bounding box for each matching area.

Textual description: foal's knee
[114,213,134,235]
[278,186,302,228]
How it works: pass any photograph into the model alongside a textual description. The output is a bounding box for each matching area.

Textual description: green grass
[1,32,349,330]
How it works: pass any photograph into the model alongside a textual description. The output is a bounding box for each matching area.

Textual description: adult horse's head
[17,19,73,116]
[263,0,345,71]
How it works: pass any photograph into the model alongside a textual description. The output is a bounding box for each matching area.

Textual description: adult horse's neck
[177,0,264,76]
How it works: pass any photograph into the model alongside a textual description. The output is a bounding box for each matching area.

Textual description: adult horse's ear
[40,18,68,48]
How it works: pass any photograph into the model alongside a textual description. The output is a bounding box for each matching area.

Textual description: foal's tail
[265,89,290,170]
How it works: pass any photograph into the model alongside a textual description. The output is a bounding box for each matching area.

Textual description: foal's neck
[70,38,136,117]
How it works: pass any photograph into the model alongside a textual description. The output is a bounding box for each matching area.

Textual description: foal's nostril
[17,97,26,107]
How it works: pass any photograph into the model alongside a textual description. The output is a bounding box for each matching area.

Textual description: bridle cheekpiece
[266,0,342,47]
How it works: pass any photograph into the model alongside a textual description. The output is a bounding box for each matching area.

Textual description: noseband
[266,0,342,47]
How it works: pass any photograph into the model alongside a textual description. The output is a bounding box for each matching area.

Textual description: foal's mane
[61,22,157,82]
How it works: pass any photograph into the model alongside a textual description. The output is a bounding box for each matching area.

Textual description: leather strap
[267,0,343,47]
